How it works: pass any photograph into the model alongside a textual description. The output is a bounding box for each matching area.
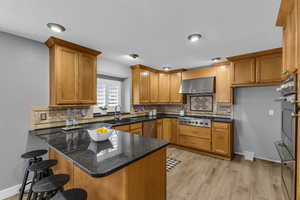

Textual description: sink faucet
[114,105,122,121]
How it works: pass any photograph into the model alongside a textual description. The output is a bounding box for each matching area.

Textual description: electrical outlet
[40,113,47,120]
[268,110,274,116]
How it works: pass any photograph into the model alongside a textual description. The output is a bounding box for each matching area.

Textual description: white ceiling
[0,0,282,70]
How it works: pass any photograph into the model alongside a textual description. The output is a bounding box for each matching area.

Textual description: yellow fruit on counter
[96,128,108,134]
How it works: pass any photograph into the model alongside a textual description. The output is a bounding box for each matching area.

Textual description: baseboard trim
[235,151,281,163]
[0,184,20,200]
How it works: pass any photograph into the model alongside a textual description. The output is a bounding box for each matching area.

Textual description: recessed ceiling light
[163,67,171,71]
[129,54,139,59]
[187,33,202,42]
[47,23,66,33]
[212,57,222,62]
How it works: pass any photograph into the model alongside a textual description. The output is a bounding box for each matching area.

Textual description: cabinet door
[56,47,78,104]
[170,72,183,103]
[231,58,256,85]
[157,119,163,139]
[158,73,170,103]
[170,119,178,144]
[285,5,298,74]
[216,64,232,104]
[150,72,159,103]
[140,70,150,104]
[162,118,172,142]
[78,53,97,104]
[114,125,130,132]
[256,53,282,84]
[212,123,230,156]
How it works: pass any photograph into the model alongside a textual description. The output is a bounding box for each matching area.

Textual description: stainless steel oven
[275,75,297,200]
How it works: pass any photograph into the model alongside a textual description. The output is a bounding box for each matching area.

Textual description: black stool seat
[21,149,48,159]
[28,159,57,172]
[32,174,70,193]
[51,188,87,200]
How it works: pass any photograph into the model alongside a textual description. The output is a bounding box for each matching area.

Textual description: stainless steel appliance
[179,77,215,94]
[178,117,211,128]
[143,120,157,138]
[275,75,297,200]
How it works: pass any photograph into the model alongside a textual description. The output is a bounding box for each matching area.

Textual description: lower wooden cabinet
[212,122,233,158]
[160,118,178,143]
[178,122,233,159]
[113,123,143,135]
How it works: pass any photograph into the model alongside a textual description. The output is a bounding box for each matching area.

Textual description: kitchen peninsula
[30,123,169,200]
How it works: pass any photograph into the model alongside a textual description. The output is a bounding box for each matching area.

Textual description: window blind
[94,77,122,113]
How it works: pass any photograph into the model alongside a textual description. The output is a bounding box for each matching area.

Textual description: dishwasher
[143,120,157,138]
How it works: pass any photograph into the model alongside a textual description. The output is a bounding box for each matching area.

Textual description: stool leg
[27,171,38,200]
[18,168,30,200]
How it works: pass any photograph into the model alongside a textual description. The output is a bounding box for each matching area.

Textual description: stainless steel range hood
[179,77,215,94]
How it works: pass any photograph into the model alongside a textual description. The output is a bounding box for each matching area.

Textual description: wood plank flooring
[167,147,284,200]
[6,147,284,200]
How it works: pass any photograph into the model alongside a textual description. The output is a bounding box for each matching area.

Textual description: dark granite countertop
[103,114,233,127]
[30,124,169,178]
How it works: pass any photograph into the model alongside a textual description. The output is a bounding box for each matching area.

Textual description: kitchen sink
[105,118,135,124]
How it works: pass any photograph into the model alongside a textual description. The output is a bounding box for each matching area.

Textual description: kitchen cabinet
[231,58,256,85]
[228,48,282,87]
[212,122,232,158]
[158,73,170,103]
[182,66,216,80]
[150,71,159,103]
[114,123,143,135]
[45,37,101,106]
[157,119,163,140]
[131,65,185,105]
[215,62,233,104]
[178,125,212,152]
[170,72,183,103]
[162,118,172,142]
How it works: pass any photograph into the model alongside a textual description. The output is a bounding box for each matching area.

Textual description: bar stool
[19,149,48,200]
[51,189,87,200]
[27,160,58,200]
[31,174,70,200]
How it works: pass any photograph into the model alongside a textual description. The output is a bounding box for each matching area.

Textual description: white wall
[97,58,131,112]
[0,31,132,193]
[0,31,49,191]
[234,86,281,162]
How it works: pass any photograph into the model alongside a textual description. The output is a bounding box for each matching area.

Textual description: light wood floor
[167,147,284,200]
[6,147,284,200]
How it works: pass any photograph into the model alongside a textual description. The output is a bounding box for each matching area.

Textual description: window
[94,76,122,113]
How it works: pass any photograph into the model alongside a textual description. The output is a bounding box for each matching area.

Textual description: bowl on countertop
[87,128,113,142]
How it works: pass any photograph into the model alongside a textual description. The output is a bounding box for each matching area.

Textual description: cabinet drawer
[212,122,229,129]
[114,125,130,132]
[130,122,143,130]
[179,125,211,139]
[179,135,211,152]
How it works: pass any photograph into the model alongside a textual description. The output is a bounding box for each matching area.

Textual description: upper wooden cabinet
[182,66,216,80]
[131,65,185,105]
[276,0,299,79]
[45,37,101,106]
[215,62,233,104]
[150,71,159,103]
[158,73,170,103]
[170,72,183,103]
[256,53,282,83]
[227,48,282,87]
[231,58,256,85]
